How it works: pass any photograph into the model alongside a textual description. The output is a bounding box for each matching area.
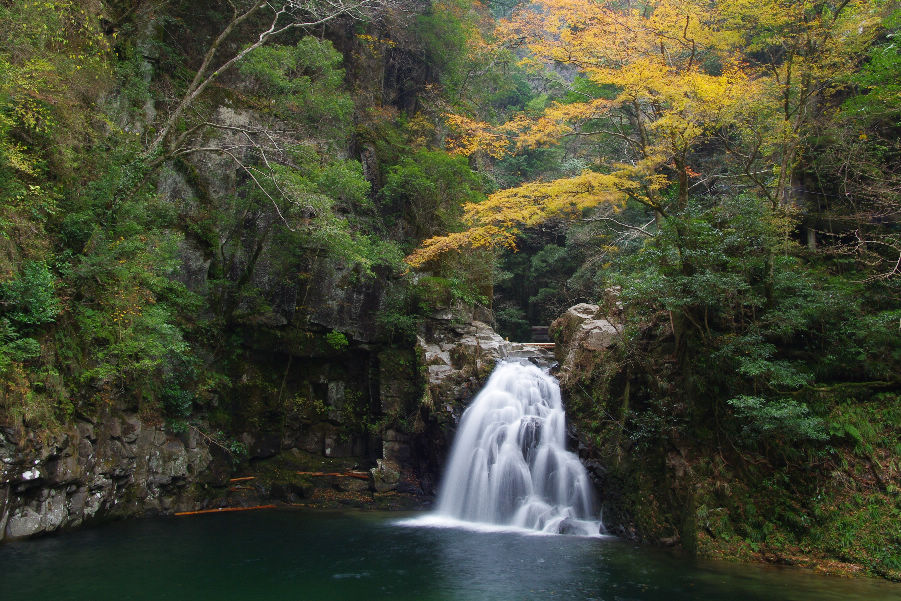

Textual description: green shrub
[0,261,60,326]
[728,395,828,442]
[325,331,349,351]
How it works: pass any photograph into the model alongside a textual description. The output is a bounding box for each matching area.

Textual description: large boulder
[551,300,623,387]
[418,306,554,414]
[370,459,402,493]
[419,320,507,409]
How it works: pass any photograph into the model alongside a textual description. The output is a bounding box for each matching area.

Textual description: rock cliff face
[0,415,222,541]
[0,311,542,541]
[551,302,622,388]
[549,301,636,536]
[550,301,695,546]
[372,308,555,498]
[420,310,555,410]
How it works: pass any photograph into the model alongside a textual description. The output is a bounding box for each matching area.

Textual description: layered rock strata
[0,416,221,541]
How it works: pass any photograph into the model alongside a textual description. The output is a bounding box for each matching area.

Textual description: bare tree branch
[144,0,387,161]
[584,216,656,237]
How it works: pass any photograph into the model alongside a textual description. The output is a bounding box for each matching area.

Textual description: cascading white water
[431,361,603,536]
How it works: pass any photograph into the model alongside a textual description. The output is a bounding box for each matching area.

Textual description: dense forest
[0,0,899,580]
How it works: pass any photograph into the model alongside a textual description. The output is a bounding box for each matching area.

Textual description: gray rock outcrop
[0,416,218,541]
[418,314,554,418]
[551,302,622,387]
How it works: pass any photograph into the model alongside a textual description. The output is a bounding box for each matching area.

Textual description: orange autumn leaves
[406,0,883,267]
[445,98,615,157]
[407,170,628,267]
[406,0,757,267]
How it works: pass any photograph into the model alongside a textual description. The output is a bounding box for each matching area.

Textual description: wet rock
[160,440,188,478]
[68,489,88,517]
[76,422,96,443]
[44,489,67,530]
[122,416,141,443]
[84,490,105,517]
[0,413,230,542]
[76,438,94,461]
[371,459,401,493]
[551,302,623,387]
[186,445,212,477]
[151,429,167,447]
[108,417,122,440]
[5,507,43,538]
[417,320,507,411]
[89,475,113,492]
[49,455,81,484]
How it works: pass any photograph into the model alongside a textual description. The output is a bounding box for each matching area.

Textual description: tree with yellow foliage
[407,0,886,267]
[719,0,885,207]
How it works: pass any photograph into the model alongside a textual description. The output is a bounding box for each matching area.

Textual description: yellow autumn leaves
[407,0,886,267]
[407,170,629,266]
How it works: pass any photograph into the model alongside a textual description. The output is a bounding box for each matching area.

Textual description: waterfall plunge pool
[4,363,898,599]
[1,509,898,600]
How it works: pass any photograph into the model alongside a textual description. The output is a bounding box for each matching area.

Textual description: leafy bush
[414,275,488,311]
[379,150,484,244]
[495,305,530,340]
[728,395,828,442]
[325,331,349,351]
[239,37,353,139]
[0,261,60,326]
[0,318,40,373]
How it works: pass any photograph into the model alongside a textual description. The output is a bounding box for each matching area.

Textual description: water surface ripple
[1,511,897,600]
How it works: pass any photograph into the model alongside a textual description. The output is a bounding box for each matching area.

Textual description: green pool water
[0,510,897,600]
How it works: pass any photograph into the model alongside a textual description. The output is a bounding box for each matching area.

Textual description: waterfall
[421,361,604,536]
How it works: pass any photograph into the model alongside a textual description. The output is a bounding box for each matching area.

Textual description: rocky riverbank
[1,308,546,542]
